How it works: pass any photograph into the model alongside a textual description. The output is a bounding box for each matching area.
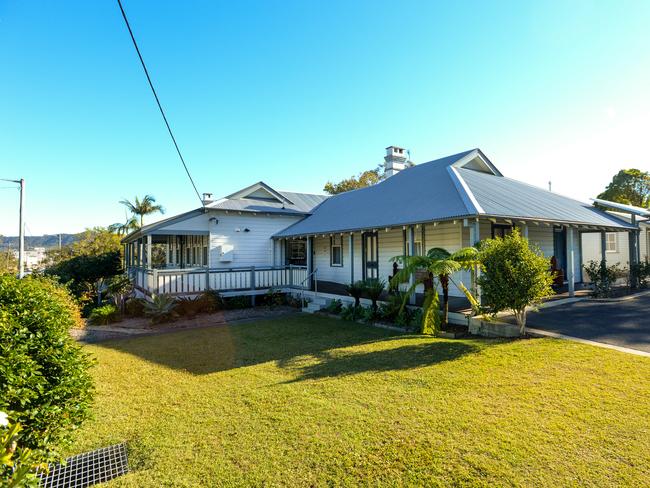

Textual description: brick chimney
[384,146,408,177]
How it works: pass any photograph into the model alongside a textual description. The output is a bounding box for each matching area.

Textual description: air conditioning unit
[218,244,234,262]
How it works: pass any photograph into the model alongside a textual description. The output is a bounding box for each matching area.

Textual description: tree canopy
[323,168,383,195]
[597,169,650,208]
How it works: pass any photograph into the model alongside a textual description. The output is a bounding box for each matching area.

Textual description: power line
[116,0,204,206]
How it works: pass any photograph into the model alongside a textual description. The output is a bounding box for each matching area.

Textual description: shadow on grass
[280,340,480,382]
[93,314,488,376]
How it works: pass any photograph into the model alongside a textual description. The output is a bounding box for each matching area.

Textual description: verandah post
[250,266,256,306]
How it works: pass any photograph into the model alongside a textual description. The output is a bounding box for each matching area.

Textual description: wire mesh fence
[38,442,128,488]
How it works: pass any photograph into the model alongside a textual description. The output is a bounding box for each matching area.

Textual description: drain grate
[39,442,129,488]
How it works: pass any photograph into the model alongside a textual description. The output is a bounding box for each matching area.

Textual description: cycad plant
[391,247,479,334]
[363,278,386,312]
[345,281,366,307]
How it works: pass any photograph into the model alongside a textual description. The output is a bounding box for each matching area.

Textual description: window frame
[605,232,618,253]
[330,235,343,267]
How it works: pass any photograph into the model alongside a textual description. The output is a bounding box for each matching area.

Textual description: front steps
[302,296,328,314]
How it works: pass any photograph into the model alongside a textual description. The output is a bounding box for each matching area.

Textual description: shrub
[341,303,362,321]
[345,281,366,307]
[583,260,621,297]
[1,413,39,487]
[107,274,133,313]
[199,291,223,312]
[363,278,386,311]
[361,306,380,324]
[479,230,554,335]
[175,296,204,318]
[224,295,252,310]
[324,299,343,315]
[379,293,406,322]
[88,303,121,325]
[264,289,286,310]
[630,261,650,289]
[125,297,146,317]
[143,294,177,323]
[0,275,94,463]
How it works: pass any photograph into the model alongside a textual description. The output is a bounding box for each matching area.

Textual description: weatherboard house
[122,147,645,311]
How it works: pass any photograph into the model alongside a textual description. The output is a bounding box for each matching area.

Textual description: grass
[70,315,650,486]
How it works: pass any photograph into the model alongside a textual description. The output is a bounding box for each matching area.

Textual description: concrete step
[302,298,326,314]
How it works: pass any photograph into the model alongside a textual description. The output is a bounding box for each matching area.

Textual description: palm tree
[391,247,479,333]
[119,195,165,228]
[108,216,139,235]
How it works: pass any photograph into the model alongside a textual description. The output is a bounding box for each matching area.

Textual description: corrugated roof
[275,149,636,237]
[207,190,327,214]
[457,169,634,229]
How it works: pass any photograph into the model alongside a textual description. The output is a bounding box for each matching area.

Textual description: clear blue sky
[1,0,649,236]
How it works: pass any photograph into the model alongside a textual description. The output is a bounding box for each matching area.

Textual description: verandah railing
[128,265,309,297]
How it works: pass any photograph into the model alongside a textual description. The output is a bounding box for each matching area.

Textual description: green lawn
[71,315,650,486]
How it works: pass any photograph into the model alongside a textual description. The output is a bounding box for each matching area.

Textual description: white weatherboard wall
[209,213,302,268]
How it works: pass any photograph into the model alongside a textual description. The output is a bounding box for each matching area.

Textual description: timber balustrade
[127,265,308,297]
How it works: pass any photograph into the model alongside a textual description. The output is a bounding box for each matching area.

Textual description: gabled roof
[122,183,328,243]
[275,149,636,237]
[208,182,327,214]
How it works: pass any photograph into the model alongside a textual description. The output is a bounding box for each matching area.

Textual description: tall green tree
[391,246,478,334]
[597,169,650,208]
[323,168,383,195]
[119,195,165,227]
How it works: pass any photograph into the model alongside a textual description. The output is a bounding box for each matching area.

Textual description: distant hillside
[0,234,80,250]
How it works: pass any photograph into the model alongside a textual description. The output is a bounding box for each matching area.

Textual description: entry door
[553,227,567,278]
[362,232,379,280]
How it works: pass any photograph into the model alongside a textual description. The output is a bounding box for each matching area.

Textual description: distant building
[13,247,48,272]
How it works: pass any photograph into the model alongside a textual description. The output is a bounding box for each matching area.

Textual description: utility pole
[19,179,25,278]
[1,177,24,277]
[58,233,62,249]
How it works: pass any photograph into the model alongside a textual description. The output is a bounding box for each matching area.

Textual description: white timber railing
[128,265,309,297]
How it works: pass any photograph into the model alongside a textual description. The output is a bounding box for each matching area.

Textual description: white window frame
[405,232,423,256]
[330,235,343,267]
[605,232,618,253]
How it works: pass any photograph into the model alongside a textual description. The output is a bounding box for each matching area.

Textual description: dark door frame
[362,231,379,280]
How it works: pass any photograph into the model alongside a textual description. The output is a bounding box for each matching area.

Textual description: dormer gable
[226,182,294,205]
[451,149,502,176]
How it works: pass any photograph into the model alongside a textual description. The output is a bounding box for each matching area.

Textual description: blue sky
[1,0,649,236]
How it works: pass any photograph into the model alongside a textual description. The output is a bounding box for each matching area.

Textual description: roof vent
[202,193,214,205]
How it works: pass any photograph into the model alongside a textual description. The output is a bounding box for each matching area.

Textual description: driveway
[503,294,650,353]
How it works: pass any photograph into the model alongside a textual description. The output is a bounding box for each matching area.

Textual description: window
[186,248,191,265]
[203,246,208,266]
[606,232,618,252]
[330,235,343,266]
[287,240,307,266]
[404,230,423,256]
[492,224,513,238]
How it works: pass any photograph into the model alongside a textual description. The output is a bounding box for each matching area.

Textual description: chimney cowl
[202,192,214,205]
[384,146,409,177]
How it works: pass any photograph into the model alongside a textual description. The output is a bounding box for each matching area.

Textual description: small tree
[478,230,554,335]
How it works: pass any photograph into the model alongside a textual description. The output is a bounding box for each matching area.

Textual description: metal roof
[207,190,327,214]
[275,149,636,237]
[122,188,327,243]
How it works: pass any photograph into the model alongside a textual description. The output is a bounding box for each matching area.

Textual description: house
[123,147,640,306]
[581,208,650,282]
